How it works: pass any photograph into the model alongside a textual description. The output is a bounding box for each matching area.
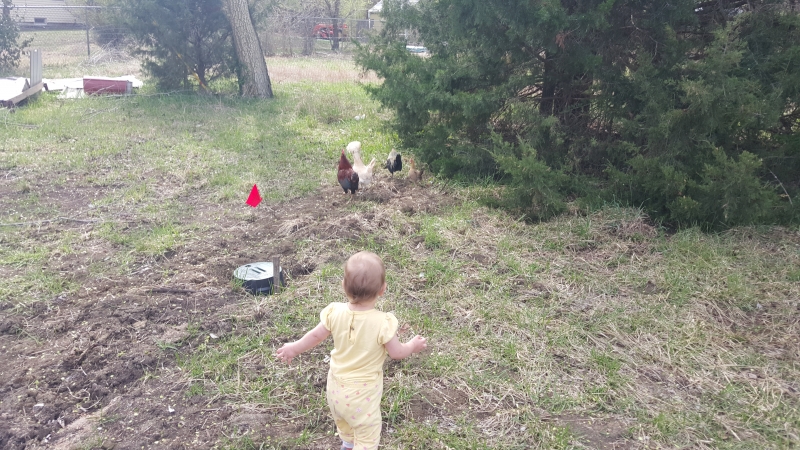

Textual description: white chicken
[346,141,377,188]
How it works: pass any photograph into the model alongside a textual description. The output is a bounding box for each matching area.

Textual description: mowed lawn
[0,57,799,449]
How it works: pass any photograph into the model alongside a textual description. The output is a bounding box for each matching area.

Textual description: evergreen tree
[114,0,236,91]
[357,0,799,228]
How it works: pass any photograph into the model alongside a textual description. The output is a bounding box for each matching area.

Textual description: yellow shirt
[320,302,399,382]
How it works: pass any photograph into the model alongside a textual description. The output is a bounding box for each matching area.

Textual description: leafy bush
[0,0,31,74]
[490,134,569,221]
[357,0,799,229]
[111,0,236,91]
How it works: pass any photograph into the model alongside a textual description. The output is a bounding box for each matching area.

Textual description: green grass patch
[1,60,798,449]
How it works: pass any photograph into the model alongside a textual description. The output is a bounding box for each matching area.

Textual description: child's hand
[385,333,428,360]
[409,335,427,354]
[276,342,300,365]
[274,324,331,365]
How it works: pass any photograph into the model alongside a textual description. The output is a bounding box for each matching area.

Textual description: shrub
[0,0,31,74]
[112,0,236,91]
[357,0,799,228]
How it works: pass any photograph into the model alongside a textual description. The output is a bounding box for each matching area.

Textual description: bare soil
[0,176,460,450]
[6,168,796,449]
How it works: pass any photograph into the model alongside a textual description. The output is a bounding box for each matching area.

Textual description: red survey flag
[246,184,262,207]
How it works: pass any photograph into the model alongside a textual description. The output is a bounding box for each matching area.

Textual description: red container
[83,77,132,95]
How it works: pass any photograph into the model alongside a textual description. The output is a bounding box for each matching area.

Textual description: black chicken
[384,149,402,177]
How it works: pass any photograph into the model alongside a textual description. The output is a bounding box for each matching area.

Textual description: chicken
[407,157,425,182]
[346,141,361,154]
[338,149,359,195]
[346,141,377,188]
[353,153,377,188]
[384,149,402,177]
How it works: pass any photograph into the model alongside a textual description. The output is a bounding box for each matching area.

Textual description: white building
[9,1,84,29]
[368,0,420,32]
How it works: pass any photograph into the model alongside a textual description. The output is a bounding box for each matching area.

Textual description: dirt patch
[0,177,455,449]
[547,414,631,449]
[606,216,658,241]
[407,382,472,424]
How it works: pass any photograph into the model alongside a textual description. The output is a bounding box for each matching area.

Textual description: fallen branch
[82,106,119,120]
[147,287,197,295]
[0,120,39,129]
[0,217,126,227]
[770,171,793,206]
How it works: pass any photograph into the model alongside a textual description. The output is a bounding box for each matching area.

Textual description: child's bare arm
[384,334,427,360]
[276,323,331,365]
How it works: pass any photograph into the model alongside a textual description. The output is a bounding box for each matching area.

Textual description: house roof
[369,1,383,13]
[10,0,70,6]
[369,0,420,13]
[10,0,83,25]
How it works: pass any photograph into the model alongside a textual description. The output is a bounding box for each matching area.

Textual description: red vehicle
[311,23,348,40]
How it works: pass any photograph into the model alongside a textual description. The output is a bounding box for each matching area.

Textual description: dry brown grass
[11,30,376,85]
[266,56,380,84]
[219,194,799,448]
[1,69,797,449]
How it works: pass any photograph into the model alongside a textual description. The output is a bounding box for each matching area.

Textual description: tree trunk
[324,0,341,52]
[224,0,273,98]
[302,17,315,56]
[540,51,556,116]
[331,17,340,51]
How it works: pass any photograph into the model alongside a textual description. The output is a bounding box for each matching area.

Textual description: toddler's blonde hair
[343,251,385,303]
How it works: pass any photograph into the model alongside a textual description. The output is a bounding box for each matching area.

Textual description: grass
[171,198,799,448]
[8,29,141,79]
[1,55,799,449]
[8,29,377,83]
[0,77,379,307]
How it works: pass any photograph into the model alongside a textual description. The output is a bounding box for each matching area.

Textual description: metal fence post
[85,8,90,58]
[30,49,42,85]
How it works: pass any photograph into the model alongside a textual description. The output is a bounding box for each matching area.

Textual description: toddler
[276,251,427,450]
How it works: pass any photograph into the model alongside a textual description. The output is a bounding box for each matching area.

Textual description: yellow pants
[326,370,383,450]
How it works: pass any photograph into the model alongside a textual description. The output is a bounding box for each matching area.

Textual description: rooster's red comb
[338,149,352,170]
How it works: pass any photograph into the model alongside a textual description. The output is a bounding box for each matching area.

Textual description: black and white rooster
[384,149,402,177]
